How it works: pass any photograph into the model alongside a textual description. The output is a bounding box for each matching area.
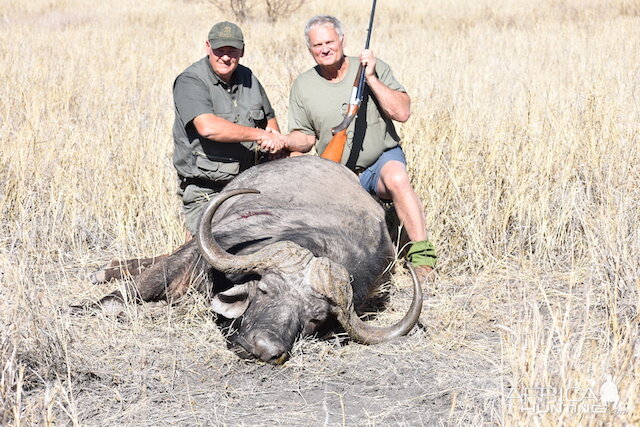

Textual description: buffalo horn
[197,189,314,275]
[311,259,423,344]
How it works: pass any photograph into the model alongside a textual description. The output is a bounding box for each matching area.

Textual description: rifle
[320,0,377,163]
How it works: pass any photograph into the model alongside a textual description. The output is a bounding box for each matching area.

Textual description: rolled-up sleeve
[173,73,213,128]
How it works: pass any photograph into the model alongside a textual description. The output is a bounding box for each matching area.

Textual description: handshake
[257,127,288,155]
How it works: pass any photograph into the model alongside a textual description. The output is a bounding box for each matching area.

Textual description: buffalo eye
[256,281,269,295]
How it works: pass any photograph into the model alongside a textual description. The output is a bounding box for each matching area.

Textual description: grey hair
[304,15,344,48]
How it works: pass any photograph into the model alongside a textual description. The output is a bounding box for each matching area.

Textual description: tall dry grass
[0,0,638,424]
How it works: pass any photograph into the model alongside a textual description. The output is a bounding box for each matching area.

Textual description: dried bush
[210,0,253,23]
[209,0,305,22]
[264,0,305,22]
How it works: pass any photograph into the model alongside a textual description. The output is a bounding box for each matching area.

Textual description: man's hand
[357,49,410,123]
[360,49,377,79]
[257,127,287,154]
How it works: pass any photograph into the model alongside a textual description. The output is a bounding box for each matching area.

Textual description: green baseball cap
[208,21,244,50]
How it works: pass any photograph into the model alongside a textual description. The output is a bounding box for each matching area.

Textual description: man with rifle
[284,15,437,281]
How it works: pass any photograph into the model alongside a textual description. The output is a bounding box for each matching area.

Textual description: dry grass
[1,0,638,424]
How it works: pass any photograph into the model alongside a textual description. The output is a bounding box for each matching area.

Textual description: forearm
[267,117,281,133]
[366,76,411,122]
[193,114,266,142]
[284,131,316,153]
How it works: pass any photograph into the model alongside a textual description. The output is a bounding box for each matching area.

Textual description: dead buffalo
[87,155,422,363]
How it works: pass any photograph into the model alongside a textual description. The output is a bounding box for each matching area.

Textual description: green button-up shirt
[172,57,275,182]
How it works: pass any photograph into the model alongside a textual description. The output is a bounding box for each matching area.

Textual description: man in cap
[284,15,437,281]
[173,21,286,237]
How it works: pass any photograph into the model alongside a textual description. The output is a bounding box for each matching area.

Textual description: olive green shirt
[173,57,275,182]
[288,56,404,169]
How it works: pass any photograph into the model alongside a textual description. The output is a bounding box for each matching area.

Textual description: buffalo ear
[210,283,253,318]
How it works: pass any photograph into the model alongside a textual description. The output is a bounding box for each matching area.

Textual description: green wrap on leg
[407,240,437,268]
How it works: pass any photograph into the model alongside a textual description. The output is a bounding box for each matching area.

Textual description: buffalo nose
[249,331,289,363]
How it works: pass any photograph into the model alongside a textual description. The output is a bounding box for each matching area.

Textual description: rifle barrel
[364,0,377,49]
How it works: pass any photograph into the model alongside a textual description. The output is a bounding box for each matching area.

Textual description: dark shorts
[358,146,407,195]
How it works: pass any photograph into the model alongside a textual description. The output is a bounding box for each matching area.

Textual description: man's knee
[380,163,411,195]
[183,202,205,236]
[181,185,216,236]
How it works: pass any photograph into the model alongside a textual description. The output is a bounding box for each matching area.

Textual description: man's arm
[284,131,316,153]
[192,114,286,153]
[175,72,285,153]
[360,50,411,123]
[193,114,265,142]
[285,81,317,153]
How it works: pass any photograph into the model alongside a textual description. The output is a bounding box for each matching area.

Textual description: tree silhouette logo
[599,375,619,407]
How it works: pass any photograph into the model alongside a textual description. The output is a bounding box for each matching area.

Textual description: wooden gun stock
[321,129,348,163]
[321,98,361,163]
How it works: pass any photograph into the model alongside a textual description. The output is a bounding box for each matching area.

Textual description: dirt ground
[9,255,635,426]
[24,267,504,426]
[65,328,500,425]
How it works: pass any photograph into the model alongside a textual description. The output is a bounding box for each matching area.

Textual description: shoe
[413,265,435,285]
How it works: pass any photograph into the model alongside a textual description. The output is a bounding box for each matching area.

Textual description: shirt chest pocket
[246,108,266,129]
[217,108,265,129]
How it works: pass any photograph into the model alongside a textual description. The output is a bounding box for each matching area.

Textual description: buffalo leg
[90,254,170,284]
[89,238,201,284]
[77,240,211,315]
[106,240,208,301]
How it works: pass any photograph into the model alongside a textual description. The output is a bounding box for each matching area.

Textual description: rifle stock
[320,128,348,163]
[320,94,361,163]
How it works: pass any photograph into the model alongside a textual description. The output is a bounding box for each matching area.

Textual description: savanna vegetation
[1,0,638,424]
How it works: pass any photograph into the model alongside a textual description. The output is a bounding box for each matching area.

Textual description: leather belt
[178,175,230,192]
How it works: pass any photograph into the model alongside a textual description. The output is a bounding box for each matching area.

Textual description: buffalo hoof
[414,265,435,285]
[98,295,127,316]
[68,294,126,318]
[89,263,124,284]
[68,304,98,316]
[89,269,106,285]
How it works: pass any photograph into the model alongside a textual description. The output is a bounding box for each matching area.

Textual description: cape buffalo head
[197,189,423,363]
